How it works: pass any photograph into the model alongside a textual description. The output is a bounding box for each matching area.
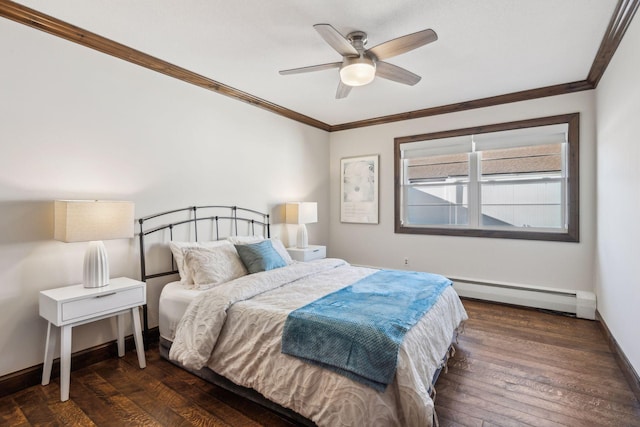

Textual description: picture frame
[340,154,379,224]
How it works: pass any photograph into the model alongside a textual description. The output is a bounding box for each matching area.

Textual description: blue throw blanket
[281,269,452,391]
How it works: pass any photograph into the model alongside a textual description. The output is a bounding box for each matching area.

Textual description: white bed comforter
[170,259,468,427]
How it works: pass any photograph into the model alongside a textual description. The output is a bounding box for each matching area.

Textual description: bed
[139,205,468,427]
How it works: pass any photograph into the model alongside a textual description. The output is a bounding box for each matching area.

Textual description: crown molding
[588,0,640,87]
[329,80,593,132]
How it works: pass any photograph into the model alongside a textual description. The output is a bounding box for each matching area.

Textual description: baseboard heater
[450,277,596,320]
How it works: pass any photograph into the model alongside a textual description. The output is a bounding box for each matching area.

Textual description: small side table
[39,277,147,401]
[287,245,326,262]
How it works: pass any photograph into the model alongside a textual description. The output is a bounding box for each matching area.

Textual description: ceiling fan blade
[336,81,352,99]
[376,61,421,86]
[367,29,437,61]
[279,62,341,75]
[314,24,359,57]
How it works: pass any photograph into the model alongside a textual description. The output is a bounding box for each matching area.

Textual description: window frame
[394,113,580,242]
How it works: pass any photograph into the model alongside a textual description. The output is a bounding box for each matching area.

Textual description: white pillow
[168,240,230,284]
[227,235,293,265]
[269,237,294,265]
[226,235,264,245]
[183,245,248,290]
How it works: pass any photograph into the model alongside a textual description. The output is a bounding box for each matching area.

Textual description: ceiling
[7,0,622,127]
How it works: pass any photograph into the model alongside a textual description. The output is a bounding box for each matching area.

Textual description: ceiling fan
[279,24,438,99]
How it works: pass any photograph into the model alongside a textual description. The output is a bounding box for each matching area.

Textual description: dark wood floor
[1,299,639,426]
[438,300,640,426]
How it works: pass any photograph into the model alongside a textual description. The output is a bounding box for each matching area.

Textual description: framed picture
[340,154,379,224]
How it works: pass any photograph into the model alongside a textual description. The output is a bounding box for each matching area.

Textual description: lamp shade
[54,200,134,242]
[54,200,134,288]
[285,202,318,225]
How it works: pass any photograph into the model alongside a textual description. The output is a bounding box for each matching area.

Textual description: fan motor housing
[346,31,368,53]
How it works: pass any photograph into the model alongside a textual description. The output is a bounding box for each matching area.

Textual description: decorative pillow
[168,240,230,284]
[228,235,294,265]
[182,245,248,289]
[235,240,287,274]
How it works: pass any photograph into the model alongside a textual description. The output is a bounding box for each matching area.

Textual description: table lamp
[285,202,317,249]
[54,200,134,288]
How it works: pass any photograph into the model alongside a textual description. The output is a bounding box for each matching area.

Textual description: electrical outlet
[404,257,409,265]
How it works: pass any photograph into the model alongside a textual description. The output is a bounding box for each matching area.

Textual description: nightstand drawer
[61,287,144,322]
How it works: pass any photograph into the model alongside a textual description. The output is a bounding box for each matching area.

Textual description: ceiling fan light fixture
[340,56,376,87]
[280,24,436,98]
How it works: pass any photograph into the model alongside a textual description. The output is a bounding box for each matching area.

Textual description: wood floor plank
[11,387,61,426]
[142,366,262,426]
[459,321,631,383]
[46,401,96,427]
[461,299,600,335]
[447,348,640,418]
[100,354,239,427]
[93,362,194,426]
[436,383,547,427]
[67,374,128,426]
[463,313,612,355]
[0,396,29,426]
[466,302,609,348]
[452,332,637,404]
[36,381,96,427]
[439,376,571,426]
[461,330,622,381]
[147,356,293,427]
[138,349,298,427]
[434,404,483,427]
[456,329,639,405]
[442,300,640,427]
[439,370,638,426]
[79,370,162,426]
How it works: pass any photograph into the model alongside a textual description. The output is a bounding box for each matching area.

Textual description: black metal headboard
[137,205,270,345]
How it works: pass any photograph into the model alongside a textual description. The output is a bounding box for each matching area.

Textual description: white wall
[595,14,640,375]
[0,19,329,376]
[329,91,596,293]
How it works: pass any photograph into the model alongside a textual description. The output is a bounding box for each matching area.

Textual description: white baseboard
[452,277,596,320]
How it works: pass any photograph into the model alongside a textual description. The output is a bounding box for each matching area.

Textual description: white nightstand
[39,277,147,401]
[287,245,326,262]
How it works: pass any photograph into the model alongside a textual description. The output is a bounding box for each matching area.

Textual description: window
[394,114,579,242]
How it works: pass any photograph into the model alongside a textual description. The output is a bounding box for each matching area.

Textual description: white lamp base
[83,241,110,288]
[296,224,309,249]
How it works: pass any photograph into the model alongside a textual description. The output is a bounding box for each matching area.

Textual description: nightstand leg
[60,325,72,401]
[131,306,146,368]
[116,313,125,357]
[42,322,55,385]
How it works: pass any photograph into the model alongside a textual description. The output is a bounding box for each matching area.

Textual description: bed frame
[137,204,319,425]
[138,205,270,344]
[138,204,454,427]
